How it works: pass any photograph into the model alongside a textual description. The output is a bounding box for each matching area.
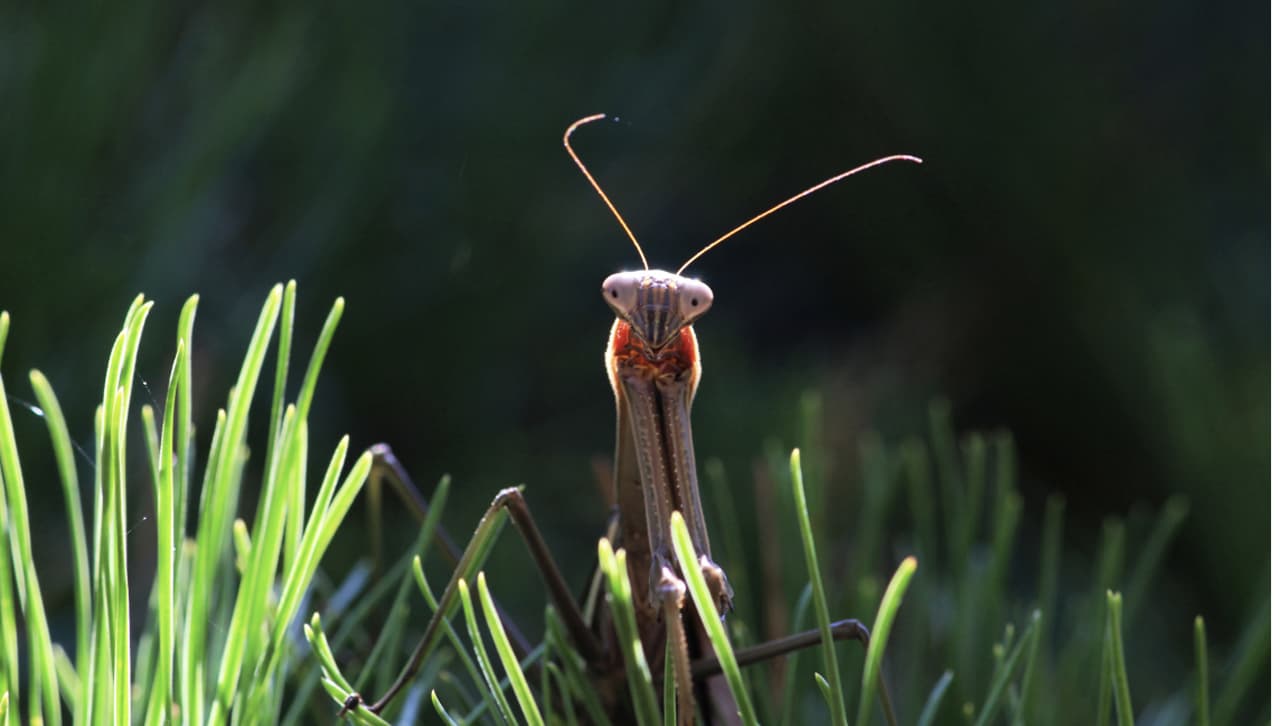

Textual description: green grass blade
[304,614,393,726]
[596,540,661,726]
[663,644,676,726]
[293,295,344,425]
[1013,602,1044,726]
[174,294,198,556]
[144,339,184,725]
[1211,595,1268,726]
[1192,616,1209,726]
[973,610,1040,726]
[788,448,847,726]
[31,371,93,680]
[916,670,952,726]
[263,281,295,479]
[814,672,834,712]
[544,661,578,726]
[272,436,355,643]
[1095,622,1113,726]
[105,299,152,726]
[798,391,829,569]
[369,486,516,716]
[0,335,63,725]
[431,689,463,726]
[1105,593,1134,726]
[671,511,759,725]
[780,583,813,724]
[544,607,610,726]
[411,553,509,721]
[350,476,451,691]
[854,556,917,726]
[478,571,545,726]
[458,577,519,725]
[1125,497,1188,615]
[184,284,282,722]
[208,407,304,725]
[0,474,15,719]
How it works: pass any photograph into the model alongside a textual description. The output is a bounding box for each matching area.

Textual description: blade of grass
[368,485,520,715]
[1192,616,1209,726]
[144,339,184,725]
[544,607,610,726]
[1105,592,1134,726]
[544,661,578,726]
[457,577,519,725]
[353,476,451,692]
[411,555,508,722]
[596,540,661,726]
[29,371,92,679]
[478,571,545,726]
[304,614,392,726]
[853,556,916,726]
[1095,617,1113,726]
[671,510,759,725]
[184,284,282,722]
[208,407,306,725]
[916,670,952,726]
[285,296,343,574]
[1124,497,1188,616]
[779,583,813,724]
[102,298,152,726]
[788,448,847,726]
[664,643,677,726]
[0,311,18,716]
[0,477,14,720]
[798,391,829,570]
[1013,602,1043,726]
[431,689,462,726]
[973,611,1040,726]
[1210,595,1268,726]
[0,322,64,725]
[263,281,295,483]
[174,295,198,556]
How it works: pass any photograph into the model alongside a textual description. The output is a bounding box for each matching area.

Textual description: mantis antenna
[564,113,649,270]
[565,113,921,275]
[676,153,922,275]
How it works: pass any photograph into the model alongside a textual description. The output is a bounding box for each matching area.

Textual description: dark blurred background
[0,0,1266,693]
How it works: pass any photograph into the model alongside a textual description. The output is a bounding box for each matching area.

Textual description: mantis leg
[365,444,530,656]
[688,618,899,726]
[359,445,603,715]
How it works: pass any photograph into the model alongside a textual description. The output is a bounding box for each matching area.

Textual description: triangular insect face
[603,270,714,352]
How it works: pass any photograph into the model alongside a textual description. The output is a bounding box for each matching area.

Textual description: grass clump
[0,290,1268,724]
[0,283,373,724]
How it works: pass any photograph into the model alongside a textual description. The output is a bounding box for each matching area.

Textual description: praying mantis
[343,114,920,724]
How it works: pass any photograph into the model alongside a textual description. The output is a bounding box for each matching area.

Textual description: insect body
[565,114,919,724]
[357,114,919,725]
[604,270,728,619]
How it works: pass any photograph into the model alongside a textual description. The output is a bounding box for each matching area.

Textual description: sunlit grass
[0,288,1268,725]
[0,283,374,724]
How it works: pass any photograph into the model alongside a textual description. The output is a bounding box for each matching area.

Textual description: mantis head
[602,270,713,351]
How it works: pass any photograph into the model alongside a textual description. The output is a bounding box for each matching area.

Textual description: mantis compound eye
[602,272,640,317]
[678,278,713,324]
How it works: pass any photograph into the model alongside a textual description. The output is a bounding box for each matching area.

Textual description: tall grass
[0,288,1268,724]
[0,283,372,724]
